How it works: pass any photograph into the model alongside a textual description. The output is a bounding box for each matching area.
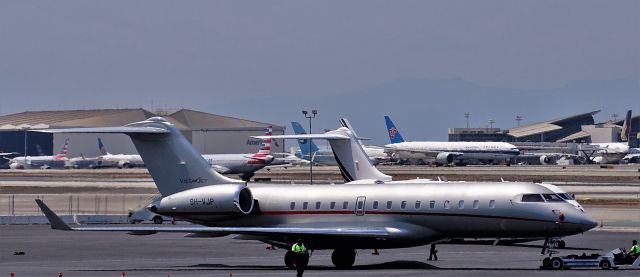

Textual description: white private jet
[35,116,597,269]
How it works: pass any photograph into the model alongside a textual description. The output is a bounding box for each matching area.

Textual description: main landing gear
[331,249,356,268]
[285,249,357,268]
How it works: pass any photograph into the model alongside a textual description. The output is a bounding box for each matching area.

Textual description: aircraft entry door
[355,196,366,216]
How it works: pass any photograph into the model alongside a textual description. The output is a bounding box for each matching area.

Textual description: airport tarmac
[0,225,638,276]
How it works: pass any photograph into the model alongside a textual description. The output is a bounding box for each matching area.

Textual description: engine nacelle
[117,161,131,168]
[539,155,554,165]
[435,152,455,164]
[154,184,254,221]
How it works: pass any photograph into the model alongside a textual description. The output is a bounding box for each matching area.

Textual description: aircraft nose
[579,214,598,232]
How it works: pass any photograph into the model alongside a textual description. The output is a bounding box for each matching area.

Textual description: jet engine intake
[155,184,254,221]
[435,152,455,164]
[539,155,555,165]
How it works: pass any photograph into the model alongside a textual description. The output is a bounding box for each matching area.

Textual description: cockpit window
[521,194,544,202]
[542,194,564,202]
[558,193,574,200]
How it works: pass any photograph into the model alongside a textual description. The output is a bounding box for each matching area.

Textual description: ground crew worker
[291,239,309,277]
[630,240,640,258]
[428,243,438,261]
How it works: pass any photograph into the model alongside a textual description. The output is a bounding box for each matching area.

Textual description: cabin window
[444,200,450,209]
[401,201,407,209]
[458,200,464,209]
[372,201,379,210]
[521,194,545,202]
[542,194,564,202]
[386,201,393,209]
[302,202,308,210]
[343,201,349,209]
[489,200,496,209]
[429,200,436,209]
[315,201,321,209]
[472,200,479,209]
[330,201,336,209]
[357,201,364,210]
[415,201,421,209]
[290,202,296,210]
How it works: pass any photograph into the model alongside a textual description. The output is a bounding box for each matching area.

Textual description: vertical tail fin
[384,116,405,143]
[54,138,69,160]
[256,126,272,155]
[291,122,319,155]
[41,117,244,196]
[97,138,108,155]
[258,121,392,183]
[621,110,632,142]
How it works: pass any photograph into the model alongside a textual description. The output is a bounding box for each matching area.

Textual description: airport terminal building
[449,110,639,147]
[0,108,285,158]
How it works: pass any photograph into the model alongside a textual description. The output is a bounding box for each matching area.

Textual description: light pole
[464,113,470,128]
[515,115,523,127]
[302,109,317,184]
[488,119,495,129]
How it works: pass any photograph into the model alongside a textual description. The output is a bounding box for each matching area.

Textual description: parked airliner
[8,138,70,169]
[384,116,520,165]
[591,110,635,164]
[36,117,595,268]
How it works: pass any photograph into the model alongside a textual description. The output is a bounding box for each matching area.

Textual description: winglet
[35,199,73,231]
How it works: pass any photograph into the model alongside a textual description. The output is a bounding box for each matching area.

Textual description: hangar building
[0,109,285,158]
[449,110,638,147]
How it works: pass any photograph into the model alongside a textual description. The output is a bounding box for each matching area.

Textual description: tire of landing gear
[152,216,163,224]
[550,257,563,270]
[558,240,566,249]
[331,249,356,268]
[284,251,295,269]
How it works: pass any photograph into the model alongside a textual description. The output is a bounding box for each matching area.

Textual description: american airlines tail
[384,116,405,144]
[97,138,109,155]
[41,117,243,196]
[258,120,392,182]
[291,122,320,155]
[251,126,273,160]
[54,138,70,160]
[621,110,632,142]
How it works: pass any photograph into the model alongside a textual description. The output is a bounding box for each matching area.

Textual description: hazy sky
[1,1,638,142]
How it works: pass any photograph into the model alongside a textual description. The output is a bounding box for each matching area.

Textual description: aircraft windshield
[558,193,574,200]
[542,194,564,202]
[521,194,545,202]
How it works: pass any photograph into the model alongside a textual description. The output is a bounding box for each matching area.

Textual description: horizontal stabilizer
[37,126,169,134]
[253,134,350,140]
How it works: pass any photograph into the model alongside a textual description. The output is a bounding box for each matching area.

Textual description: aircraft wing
[36,127,169,134]
[36,200,388,238]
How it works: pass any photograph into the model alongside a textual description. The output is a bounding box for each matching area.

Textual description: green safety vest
[292,243,307,253]
[631,245,640,254]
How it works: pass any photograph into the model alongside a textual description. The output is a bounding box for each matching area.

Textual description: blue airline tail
[384,116,405,143]
[97,138,108,155]
[291,122,319,155]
